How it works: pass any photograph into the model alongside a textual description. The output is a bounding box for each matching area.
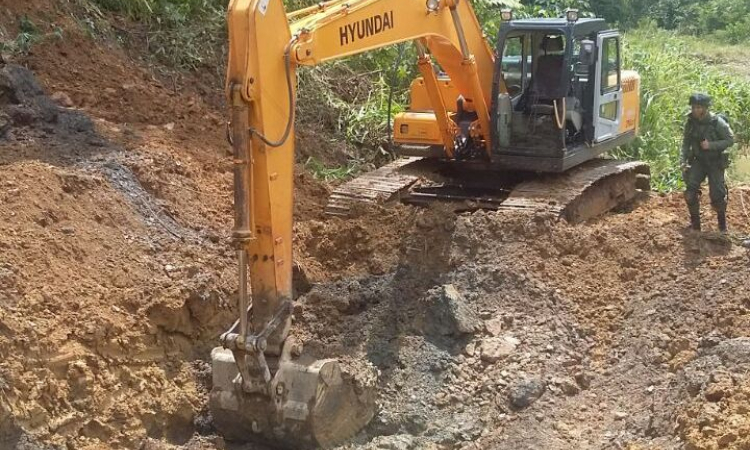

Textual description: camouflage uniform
[681,96,734,231]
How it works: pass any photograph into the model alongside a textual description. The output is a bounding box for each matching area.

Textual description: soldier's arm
[709,119,735,152]
[680,121,691,165]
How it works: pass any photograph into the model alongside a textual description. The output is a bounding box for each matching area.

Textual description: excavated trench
[2,62,750,450]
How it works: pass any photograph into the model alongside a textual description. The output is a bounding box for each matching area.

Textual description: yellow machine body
[620,71,641,135]
[394,77,460,147]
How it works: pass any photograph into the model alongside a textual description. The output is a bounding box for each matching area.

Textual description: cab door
[593,31,622,142]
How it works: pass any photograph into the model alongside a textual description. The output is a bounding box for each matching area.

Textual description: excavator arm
[228,0,501,157]
[211,0,503,447]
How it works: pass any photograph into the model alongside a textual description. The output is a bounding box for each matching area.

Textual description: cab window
[600,37,620,93]
[501,36,527,97]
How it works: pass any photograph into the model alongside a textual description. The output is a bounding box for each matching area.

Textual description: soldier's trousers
[684,160,728,215]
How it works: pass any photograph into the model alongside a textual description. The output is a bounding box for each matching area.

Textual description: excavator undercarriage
[326,157,651,223]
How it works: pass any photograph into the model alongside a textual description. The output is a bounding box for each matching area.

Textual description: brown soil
[294,203,418,282]
[284,195,750,450]
[1,4,750,450]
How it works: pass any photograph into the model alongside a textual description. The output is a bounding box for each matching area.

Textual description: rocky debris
[480,336,519,363]
[550,377,580,396]
[674,338,750,449]
[711,337,750,365]
[363,434,416,450]
[139,436,226,450]
[0,407,50,450]
[299,199,750,450]
[508,377,545,410]
[50,91,74,108]
[679,338,750,397]
[484,317,505,336]
[614,411,628,421]
[415,284,482,336]
[574,371,592,390]
[0,65,93,143]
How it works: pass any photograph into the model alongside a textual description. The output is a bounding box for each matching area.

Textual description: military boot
[690,213,701,231]
[717,210,727,233]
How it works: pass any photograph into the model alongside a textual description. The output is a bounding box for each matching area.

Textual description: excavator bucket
[210,346,376,449]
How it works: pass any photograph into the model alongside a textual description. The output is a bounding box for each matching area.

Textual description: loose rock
[480,336,519,363]
[508,377,545,410]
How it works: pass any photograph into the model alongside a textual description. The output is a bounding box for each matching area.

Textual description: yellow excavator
[210,0,649,448]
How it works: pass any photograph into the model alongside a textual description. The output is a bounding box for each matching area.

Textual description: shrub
[0,15,64,56]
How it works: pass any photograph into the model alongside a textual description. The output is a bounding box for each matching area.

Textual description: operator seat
[531,35,565,101]
[520,35,566,118]
[530,36,584,135]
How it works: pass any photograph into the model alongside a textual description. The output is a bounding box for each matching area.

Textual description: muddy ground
[2,3,750,450]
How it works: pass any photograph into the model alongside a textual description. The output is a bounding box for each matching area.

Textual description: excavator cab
[394,16,640,173]
[489,17,639,172]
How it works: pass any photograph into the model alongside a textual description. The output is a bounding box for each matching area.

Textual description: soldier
[680,93,734,232]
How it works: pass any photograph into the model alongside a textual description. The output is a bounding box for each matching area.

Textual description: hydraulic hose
[553,97,566,130]
[248,38,298,148]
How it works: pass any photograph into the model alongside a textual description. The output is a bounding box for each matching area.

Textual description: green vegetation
[76,0,750,191]
[86,0,225,69]
[614,26,750,191]
[90,0,224,26]
[0,16,63,56]
[304,157,362,181]
[729,149,750,185]
[296,44,414,153]
[590,0,750,42]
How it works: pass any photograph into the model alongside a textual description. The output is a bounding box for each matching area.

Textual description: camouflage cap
[689,93,712,107]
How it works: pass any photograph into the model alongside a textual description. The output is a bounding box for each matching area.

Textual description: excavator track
[325,157,423,216]
[499,159,651,223]
[326,158,650,223]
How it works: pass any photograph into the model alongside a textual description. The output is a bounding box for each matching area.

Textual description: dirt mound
[294,203,420,283]
[0,27,381,449]
[676,338,750,449]
[0,62,236,449]
[0,64,95,151]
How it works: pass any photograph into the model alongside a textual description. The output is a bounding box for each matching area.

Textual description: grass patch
[681,38,750,63]
[85,0,226,70]
[728,147,750,185]
[671,35,750,80]
[0,16,63,56]
[615,26,750,192]
[295,45,414,163]
[304,157,362,182]
[343,75,407,149]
